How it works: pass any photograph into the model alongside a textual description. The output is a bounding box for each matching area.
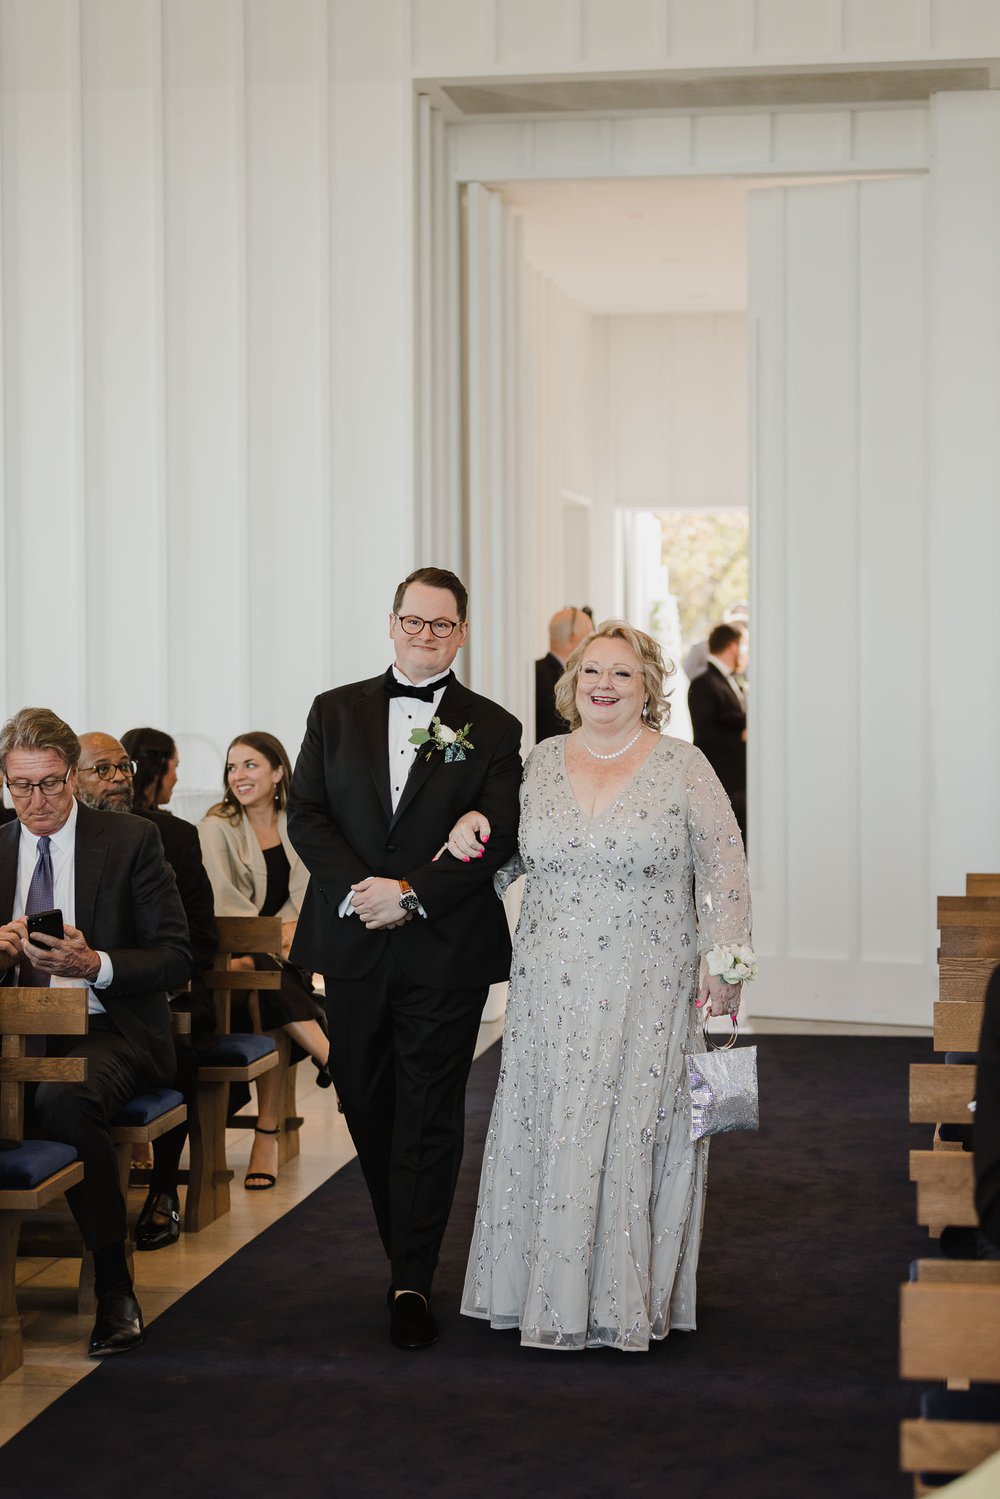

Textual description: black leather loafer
[135,1190,181,1251]
[389,1292,438,1350]
[88,1286,145,1357]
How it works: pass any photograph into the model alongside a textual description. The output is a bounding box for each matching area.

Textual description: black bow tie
[384,668,452,703]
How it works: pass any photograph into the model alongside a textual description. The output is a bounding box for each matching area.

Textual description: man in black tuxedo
[687,622,748,843]
[535,607,592,742]
[0,708,192,1355]
[288,566,522,1349]
[77,730,217,1250]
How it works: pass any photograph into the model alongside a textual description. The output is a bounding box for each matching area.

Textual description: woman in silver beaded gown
[447,621,752,1352]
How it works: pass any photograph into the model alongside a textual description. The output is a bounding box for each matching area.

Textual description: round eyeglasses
[394,614,461,639]
[78,758,137,782]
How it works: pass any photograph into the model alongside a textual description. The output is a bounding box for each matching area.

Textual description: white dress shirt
[14,798,113,1012]
[340,664,449,918]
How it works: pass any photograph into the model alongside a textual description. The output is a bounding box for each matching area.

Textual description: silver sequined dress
[461,733,751,1351]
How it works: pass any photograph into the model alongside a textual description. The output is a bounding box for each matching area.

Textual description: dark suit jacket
[687,661,746,804]
[535,653,569,742]
[0,802,193,1082]
[134,808,218,1035]
[976,965,1000,1250]
[287,673,522,989]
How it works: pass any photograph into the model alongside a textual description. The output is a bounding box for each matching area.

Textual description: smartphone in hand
[25,908,65,942]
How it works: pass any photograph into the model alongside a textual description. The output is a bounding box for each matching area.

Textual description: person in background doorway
[687,622,747,844]
[535,607,593,742]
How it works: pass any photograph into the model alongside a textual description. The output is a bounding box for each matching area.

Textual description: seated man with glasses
[0,708,192,1356]
[77,730,218,1250]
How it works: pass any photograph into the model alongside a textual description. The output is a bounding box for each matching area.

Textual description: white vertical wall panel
[162,0,248,778]
[0,0,88,721]
[245,0,329,746]
[857,177,927,965]
[749,176,929,1024]
[80,0,165,733]
[328,0,414,692]
[927,92,1000,899]
[599,314,747,510]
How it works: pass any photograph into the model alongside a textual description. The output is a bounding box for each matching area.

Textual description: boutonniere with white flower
[409,717,474,763]
[705,943,758,984]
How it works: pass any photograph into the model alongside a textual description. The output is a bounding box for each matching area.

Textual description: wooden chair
[966,874,1000,898]
[0,988,87,1380]
[899,1275,1000,1490]
[183,915,281,1231]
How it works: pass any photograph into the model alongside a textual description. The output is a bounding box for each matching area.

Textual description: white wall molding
[412,0,1000,76]
[450,104,929,182]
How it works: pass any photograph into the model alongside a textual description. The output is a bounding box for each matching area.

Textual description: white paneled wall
[593,314,747,511]
[413,0,1000,74]
[749,175,929,1023]
[0,0,416,790]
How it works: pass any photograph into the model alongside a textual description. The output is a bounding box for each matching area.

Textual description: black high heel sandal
[311,1056,333,1089]
[244,1125,280,1190]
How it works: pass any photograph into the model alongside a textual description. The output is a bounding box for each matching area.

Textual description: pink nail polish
[482,833,490,842]
[463,855,470,863]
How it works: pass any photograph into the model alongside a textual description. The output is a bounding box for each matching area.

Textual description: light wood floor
[0,1015,925,1444]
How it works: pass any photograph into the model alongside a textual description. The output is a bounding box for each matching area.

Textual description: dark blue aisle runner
[1,1035,932,1499]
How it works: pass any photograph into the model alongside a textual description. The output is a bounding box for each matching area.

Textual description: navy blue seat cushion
[937,1122,973,1146]
[112,1088,184,1127]
[0,1139,78,1189]
[945,1051,978,1065]
[197,1034,277,1067]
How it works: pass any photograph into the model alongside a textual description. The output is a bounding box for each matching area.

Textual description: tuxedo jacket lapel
[390,679,471,832]
[356,680,392,823]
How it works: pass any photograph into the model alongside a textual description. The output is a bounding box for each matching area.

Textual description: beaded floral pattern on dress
[461,734,751,1351]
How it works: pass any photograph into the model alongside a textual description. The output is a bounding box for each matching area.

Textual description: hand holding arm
[446,811,491,862]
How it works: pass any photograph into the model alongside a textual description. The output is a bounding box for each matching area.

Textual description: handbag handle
[703,1015,740,1051]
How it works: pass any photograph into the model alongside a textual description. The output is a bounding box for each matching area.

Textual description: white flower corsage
[409,717,474,763]
[705,943,758,984]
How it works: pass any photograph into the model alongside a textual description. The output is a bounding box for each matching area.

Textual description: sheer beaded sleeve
[684,745,752,956]
[492,745,537,899]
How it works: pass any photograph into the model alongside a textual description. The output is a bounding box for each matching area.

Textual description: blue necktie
[21,835,54,988]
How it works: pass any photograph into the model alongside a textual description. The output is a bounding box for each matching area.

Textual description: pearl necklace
[581,726,644,761]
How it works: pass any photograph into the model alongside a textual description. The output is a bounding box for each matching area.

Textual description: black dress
[232,842,327,1044]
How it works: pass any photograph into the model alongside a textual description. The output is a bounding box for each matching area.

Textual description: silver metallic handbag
[687,1017,759,1141]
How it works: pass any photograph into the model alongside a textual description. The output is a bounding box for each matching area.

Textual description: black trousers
[34,1019,150,1251]
[325,950,486,1298]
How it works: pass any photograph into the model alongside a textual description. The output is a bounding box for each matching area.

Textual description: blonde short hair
[554,620,674,733]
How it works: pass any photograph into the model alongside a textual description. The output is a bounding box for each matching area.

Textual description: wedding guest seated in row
[452,623,752,1351]
[78,729,218,1249]
[976,965,1000,1257]
[198,732,330,1190]
[0,708,192,1355]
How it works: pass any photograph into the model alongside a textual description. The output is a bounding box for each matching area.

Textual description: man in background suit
[288,566,522,1349]
[77,730,217,1251]
[535,607,592,742]
[0,709,191,1355]
[688,622,748,843]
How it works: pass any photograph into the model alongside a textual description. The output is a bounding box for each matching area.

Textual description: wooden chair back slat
[0,989,88,1034]
[909,1063,976,1124]
[939,926,1000,959]
[909,1149,976,1227]
[938,895,1000,926]
[900,1283,1000,1381]
[939,956,997,1001]
[966,874,1000,897]
[204,970,282,992]
[933,1000,984,1052]
[213,915,283,955]
[900,1418,1000,1477]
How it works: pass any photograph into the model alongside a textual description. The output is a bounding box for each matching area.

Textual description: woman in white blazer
[200,731,331,1189]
